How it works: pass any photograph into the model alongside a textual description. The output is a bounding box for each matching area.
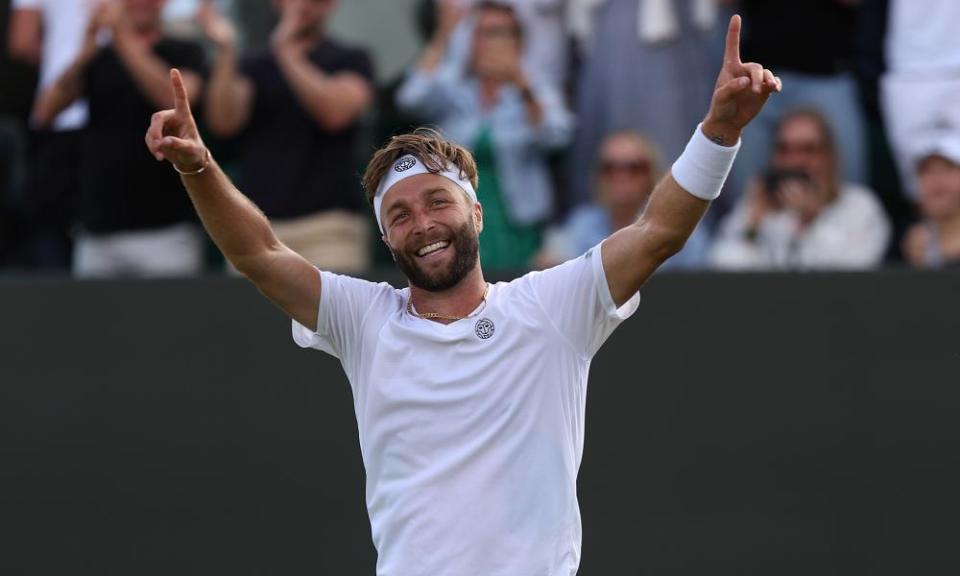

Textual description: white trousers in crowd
[73,223,204,278]
[882,74,960,199]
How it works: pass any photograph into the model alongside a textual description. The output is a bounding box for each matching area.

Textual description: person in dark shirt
[726,0,867,205]
[34,0,206,277]
[199,0,374,273]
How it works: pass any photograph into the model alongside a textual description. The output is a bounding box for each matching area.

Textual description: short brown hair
[362,127,479,206]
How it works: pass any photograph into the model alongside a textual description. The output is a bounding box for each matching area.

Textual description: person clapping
[34,0,207,277]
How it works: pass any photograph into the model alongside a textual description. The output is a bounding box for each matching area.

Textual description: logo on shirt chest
[474,317,495,340]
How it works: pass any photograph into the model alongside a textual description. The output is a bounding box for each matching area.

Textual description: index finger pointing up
[170,68,191,116]
[724,14,742,66]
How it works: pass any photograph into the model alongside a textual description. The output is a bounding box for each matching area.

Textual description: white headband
[373,154,477,234]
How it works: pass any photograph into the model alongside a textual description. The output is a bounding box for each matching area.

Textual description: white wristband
[671,123,741,201]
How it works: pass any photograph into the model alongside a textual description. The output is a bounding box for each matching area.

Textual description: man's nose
[409,209,436,236]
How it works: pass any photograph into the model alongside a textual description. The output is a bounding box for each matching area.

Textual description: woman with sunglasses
[536,131,709,270]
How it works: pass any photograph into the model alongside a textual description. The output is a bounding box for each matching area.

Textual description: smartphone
[764,168,811,196]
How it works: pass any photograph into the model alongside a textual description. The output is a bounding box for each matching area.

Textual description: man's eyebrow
[386,187,454,216]
[386,200,408,216]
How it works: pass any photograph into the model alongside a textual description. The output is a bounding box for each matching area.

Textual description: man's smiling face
[380,174,483,292]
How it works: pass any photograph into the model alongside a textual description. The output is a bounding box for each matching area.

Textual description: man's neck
[408,267,488,324]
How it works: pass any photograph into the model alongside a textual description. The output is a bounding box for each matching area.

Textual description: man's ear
[473,202,484,234]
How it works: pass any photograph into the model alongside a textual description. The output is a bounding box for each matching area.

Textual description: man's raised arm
[601,15,782,306]
[145,69,320,330]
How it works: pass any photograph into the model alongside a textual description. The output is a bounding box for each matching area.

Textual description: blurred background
[2,0,958,278]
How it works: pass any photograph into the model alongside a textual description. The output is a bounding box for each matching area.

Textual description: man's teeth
[417,241,449,256]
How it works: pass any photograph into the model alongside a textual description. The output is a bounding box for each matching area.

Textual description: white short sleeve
[524,242,640,357]
[292,270,400,361]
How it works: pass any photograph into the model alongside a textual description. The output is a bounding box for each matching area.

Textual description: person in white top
[437,0,571,88]
[882,0,960,199]
[902,135,960,269]
[144,15,781,576]
[711,108,891,270]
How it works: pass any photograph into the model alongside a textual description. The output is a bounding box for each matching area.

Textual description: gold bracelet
[174,148,211,176]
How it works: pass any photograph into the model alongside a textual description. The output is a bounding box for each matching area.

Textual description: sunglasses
[599,159,651,176]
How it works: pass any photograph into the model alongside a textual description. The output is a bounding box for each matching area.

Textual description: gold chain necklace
[407,284,490,322]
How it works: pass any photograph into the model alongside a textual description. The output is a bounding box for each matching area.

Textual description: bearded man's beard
[393,219,480,292]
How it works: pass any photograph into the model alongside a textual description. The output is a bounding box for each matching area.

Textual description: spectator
[397,0,573,270]
[9,0,89,270]
[442,0,571,88]
[882,0,960,199]
[33,0,206,277]
[1,0,38,268]
[569,0,722,208]
[726,0,867,208]
[902,137,960,268]
[536,131,707,269]
[711,108,890,270]
[200,0,374,273]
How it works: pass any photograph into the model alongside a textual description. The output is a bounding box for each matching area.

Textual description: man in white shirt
[711,108,891,270]
[145,15,780,576]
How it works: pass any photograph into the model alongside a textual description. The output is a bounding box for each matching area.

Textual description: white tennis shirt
[293,245,640,576]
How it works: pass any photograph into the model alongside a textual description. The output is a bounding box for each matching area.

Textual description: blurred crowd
[1,0,959,278]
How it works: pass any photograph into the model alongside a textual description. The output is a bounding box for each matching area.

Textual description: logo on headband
[394,157,418,172]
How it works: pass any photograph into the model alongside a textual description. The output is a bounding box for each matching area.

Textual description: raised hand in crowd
[776,176,830,229]
[198,0,251,136]
[418,0,469,73]
[469,3,542,124]
[34,0,202,128]
[472,20,524,85]
[30,0,117,126]
[270,0,314,58]
[902,224,931,267]
[79,0,122,62]
[743,172,831,236]
[197,0,238,51]
[741,177,778,236]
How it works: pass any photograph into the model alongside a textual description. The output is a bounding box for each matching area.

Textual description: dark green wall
[1,272,958,575]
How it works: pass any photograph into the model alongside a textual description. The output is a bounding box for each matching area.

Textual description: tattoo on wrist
[706,132,726,146]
